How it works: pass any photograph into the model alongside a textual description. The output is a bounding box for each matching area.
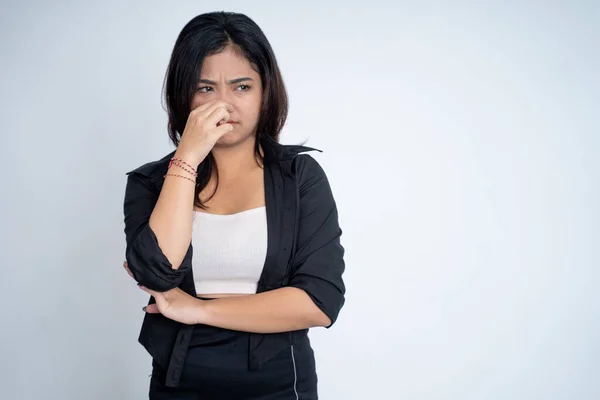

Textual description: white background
[1,1,598,399]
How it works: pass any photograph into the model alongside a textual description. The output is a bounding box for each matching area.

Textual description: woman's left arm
[136,284,331,333]
[200,287,330,332]
[197,155,346,332]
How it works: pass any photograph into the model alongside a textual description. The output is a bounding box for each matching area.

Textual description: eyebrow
[198,77,254,85]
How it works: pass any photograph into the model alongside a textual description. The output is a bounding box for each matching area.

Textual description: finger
[191,99,217,113]
[204,106,231,128]
[138,285,161,298]
[143,304,160,314]
[193,101,233,117]
[209,121,235,137]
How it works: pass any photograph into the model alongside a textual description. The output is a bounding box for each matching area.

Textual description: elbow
[125,252,181,292]
[290,280,345,329]
[296,288,337,328]
[313,310,332,328]
[125,230,193,292]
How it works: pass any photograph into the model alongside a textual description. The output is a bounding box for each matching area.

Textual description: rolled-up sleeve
[288,155,346,328]
[123,172,192,291]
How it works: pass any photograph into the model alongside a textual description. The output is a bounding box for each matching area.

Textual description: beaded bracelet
[169,158,198,175]
[163,173,197,184]
[169,158,198,177]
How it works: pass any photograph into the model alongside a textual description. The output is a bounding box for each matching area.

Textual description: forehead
[200,48,259,78]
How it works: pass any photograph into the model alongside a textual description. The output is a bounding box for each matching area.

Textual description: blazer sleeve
[123,172,192,291]
[288,155,346,327]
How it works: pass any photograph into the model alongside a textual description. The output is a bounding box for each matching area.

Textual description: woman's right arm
[123,171,194,291]
[147,152,200,271]
[123,100,234,291]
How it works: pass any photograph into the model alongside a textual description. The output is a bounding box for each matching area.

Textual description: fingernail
[142,306,147,312]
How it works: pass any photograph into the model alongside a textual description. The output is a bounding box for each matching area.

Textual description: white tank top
[191,206,267,295]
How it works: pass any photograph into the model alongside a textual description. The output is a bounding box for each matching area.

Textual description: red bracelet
[170,157,197,171]
[163,173,197,184]
[168,158,198,177]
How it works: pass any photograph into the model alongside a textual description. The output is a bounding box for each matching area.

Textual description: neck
[211,136,262,180]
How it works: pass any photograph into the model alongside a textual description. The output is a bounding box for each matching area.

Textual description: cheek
[237,98,261,120]
[190,95,204,110]
[248,93,262,118]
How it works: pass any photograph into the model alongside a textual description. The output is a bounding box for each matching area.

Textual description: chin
[214,131,255,149]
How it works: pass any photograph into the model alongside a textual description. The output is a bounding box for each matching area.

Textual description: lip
[218,121,238,126]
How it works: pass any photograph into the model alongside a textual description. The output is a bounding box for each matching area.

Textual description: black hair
[163,11,288,209]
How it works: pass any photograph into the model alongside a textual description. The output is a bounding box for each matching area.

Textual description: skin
[124,46,330,332]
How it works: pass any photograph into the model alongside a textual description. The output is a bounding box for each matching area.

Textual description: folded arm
[188,155,346,332]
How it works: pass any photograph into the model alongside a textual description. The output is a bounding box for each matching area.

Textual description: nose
[215,87,234,105]
[217,97,235,119]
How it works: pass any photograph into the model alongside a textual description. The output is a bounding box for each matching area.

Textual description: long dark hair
[163,11,288,209]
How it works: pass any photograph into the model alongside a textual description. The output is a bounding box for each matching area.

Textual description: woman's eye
[197,85,250,93]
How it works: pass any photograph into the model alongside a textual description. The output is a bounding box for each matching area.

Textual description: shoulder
[292,152,335,199]
[293,152,326,179]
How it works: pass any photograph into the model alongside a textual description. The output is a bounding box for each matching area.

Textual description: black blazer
[123,137,346,387]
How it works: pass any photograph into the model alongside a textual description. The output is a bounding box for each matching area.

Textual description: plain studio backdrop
[1,1,598,399]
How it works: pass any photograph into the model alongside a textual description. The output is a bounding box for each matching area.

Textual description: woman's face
[191,46,263,147]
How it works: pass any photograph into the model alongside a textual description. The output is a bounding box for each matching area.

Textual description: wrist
[173,149,202,169]
[194,299,209,325]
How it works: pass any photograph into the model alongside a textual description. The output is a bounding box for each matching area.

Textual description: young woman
[122,11,345,399]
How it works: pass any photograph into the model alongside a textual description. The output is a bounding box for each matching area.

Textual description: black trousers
[149,324,318,399]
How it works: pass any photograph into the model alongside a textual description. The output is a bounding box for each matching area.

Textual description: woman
[122,11,345,399]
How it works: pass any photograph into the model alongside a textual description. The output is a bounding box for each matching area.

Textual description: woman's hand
[123,261,203,325]
[175,100,236,166]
